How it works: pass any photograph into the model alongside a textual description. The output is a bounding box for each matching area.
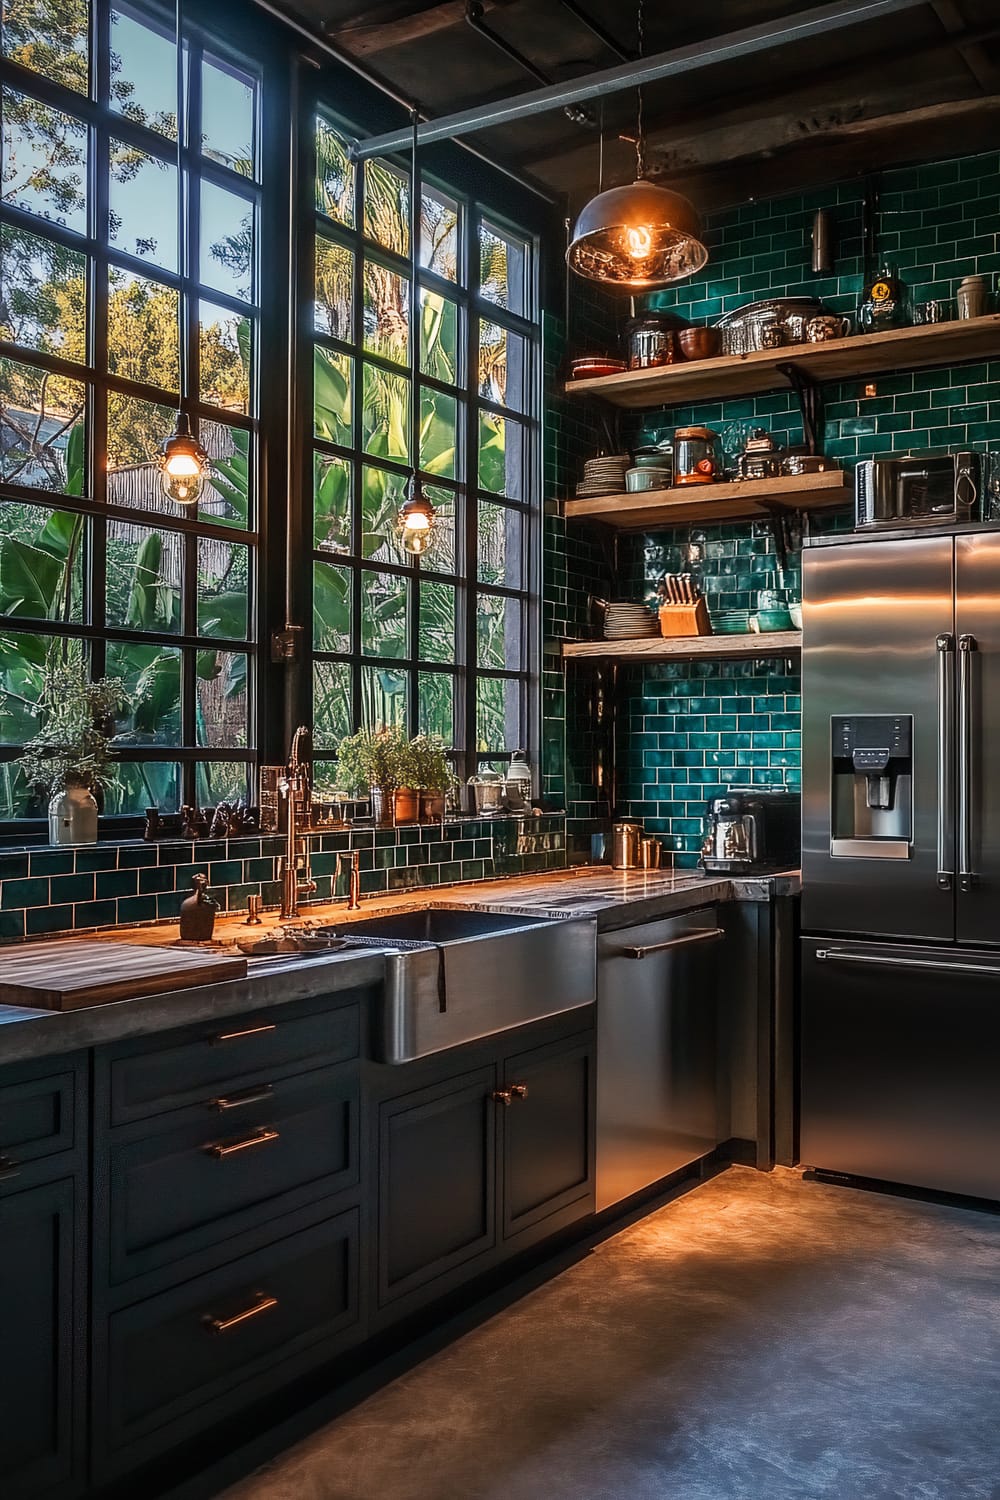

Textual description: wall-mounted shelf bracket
[776,361,823,454]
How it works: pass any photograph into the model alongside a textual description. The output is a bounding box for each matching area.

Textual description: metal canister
[611,820,643,869]
[625,315,675,370]
[640,837,661,870]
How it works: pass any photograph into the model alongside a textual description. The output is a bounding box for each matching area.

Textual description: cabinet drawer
[100,1206,360,1469]
[107,1067,359,1282]
[0,1057,82,1180]
[107,996,360,1125]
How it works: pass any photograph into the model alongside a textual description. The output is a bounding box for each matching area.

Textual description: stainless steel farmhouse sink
[317,908,597,1063]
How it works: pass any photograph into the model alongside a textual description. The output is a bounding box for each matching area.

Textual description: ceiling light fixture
[160,0,210,505]
[396,109,436,557]
[566,0,707,290]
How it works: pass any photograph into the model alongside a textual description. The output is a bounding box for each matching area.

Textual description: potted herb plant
[407,734,454,821]
[16,666,125,846]
[336,725,417,825]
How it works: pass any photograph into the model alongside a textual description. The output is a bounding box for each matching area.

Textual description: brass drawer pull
[0,1155,20,1182]
[211,1023,277,1045]
[203,1292,278,1334]
[510,1083,529,1101]
[491,1089,513,1107]
[210,1084,274,1112]
[204,1127,280,1158]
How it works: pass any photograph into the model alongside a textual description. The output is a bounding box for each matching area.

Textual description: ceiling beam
[348,0,927,158]
[327,0,513,59]
[929,0,999,92]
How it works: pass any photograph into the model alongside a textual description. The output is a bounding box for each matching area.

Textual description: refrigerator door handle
[936,633,955,891]
[815,947,1000,979]
[958,633,977,892]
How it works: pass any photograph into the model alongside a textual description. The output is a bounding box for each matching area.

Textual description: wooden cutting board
[0,941,248,1011]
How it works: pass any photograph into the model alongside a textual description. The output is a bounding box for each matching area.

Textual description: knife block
[658,599,711,638]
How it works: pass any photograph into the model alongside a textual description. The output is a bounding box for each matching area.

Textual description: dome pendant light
[159,0,210,505]
[396,110,436,558]
[566,0,707,290]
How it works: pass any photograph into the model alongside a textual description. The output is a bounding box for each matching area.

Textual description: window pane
[420,290,459,384]
[0,356,86,494]
[3,2,89,93]
[361,662,406,731]
[110,8,175,138]
[364,159,409,256]
[202,54,256,178]
[421,187,459,281]
[314,347,352,445]
[479,222,528,316]
[104,760,181,816]
[200,302,251,414]
[476,675,520,753]
[105,520,181,633]
[107,267,179,393]
[315,235,353,341]
[314,452,351,553]
[477,591,520,670]
[478,410,526,499]
[419,579,455,663]
[0,500,85,622]
[316,116,355,228]
[361,568,407,659]
[106,392,173,485]
[200,422,251,530]
[198,536,249,640]
[197,648,248,747]
[478,500,522,587]
[0,223,87,361]
[363,261,408,366]
[362,363,408,463]
[480,319,528,411]
[314,659,352,748]
[2,87,88,234]
[200,180,255,302]
[0,631,82,747]
[107,640,181,746]
[425,485,456,574]
[421,388,457,480]
[313,559,351,652]
[196,761,251,807]
[109,142,177,270]
[361,463,406,566]
[419,671,453,743]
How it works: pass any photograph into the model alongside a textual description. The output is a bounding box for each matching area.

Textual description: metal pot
[625,315,675,370]
[611,821,643,869]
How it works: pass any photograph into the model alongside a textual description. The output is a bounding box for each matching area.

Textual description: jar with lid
[504,749,532,812]
[673,426,720,486]
[467,767,505,817]
[956,275,989,320]
[625,314,675,370]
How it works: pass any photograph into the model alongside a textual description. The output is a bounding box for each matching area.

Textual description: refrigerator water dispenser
[830,715,913,858]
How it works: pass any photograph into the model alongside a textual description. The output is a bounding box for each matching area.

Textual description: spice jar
[673,426,720,486]
[625,314,675,370]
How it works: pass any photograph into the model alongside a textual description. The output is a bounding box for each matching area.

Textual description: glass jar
[673,426,720,486]
[467,767,505,817]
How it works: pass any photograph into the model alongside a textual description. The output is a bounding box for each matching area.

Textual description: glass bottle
[858,263,908,333]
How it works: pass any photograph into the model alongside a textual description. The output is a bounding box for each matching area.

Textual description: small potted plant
[17,666,125,846]
[336,725,417,825]
[407,734,454,821]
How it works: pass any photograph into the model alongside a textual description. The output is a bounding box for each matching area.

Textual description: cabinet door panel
[378,1066,496,1307]
[0,1178,80,1498]
[503,1035,594,1240]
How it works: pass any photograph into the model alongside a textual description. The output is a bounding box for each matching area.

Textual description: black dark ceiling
[261,0,1000,208]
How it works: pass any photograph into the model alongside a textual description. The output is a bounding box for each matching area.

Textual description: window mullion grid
[458,204,478,782]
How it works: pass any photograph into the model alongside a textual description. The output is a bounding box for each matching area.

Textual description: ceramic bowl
[755,608,793,632]
[677,327,720,360]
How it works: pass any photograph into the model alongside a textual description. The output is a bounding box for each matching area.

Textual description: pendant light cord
[635,0,645,181]
[175,0,186,417]
[409,108,421,493]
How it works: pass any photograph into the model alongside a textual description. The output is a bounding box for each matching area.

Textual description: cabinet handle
[210,1084,275,1112]
[618,927,725,960]
[0,1155,20,1182]
[203,1292,278,1334]
[491,1089,513,1107]
[510,1083,529,1101]
[204,1127,280,1158]
[211,1023,277,1045]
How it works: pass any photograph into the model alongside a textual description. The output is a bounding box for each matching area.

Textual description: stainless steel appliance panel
[596,909,721,1211]
[955,531,1000,946]
[802,535,955,940]
[800,936,1000,1200]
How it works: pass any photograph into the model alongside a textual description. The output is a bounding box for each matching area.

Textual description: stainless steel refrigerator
[800,526,1000,1201]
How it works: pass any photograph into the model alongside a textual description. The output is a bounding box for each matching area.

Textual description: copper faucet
[338,849,361,910]
[278,725,317,918]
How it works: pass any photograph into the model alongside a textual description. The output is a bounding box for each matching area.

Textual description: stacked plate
[604,601,659,640]
[576,453,629,498]
[714,609,751,634]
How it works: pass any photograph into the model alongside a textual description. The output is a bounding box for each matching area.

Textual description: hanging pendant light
[566,0,707,290]
[396,110,436,557]
[160,0,210,505]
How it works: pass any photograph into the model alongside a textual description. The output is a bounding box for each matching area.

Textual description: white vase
[48,784,99,846]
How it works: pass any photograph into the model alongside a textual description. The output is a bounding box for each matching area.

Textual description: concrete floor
[219,1166,1000,1500]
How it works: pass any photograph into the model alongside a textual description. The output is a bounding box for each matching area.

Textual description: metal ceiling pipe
[558,0,633,63]
[466,0,551,86]
[349,0,927,159]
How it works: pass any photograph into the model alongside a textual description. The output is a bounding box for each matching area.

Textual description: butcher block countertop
[0,865,798,1066]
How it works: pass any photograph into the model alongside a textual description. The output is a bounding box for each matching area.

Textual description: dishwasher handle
[617,927,725,960]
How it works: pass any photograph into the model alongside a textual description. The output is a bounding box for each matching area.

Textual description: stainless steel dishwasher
[596,906,724,1210]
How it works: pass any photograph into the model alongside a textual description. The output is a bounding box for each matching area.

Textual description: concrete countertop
[0,865,799,1067]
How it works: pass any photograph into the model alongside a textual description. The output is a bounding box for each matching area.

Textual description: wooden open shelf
[564,314,1000,409]
[563,631,802,662]
[564,469,850,529]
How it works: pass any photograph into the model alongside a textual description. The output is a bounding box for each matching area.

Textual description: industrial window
[310,112,540,790]
[0,0,262,823]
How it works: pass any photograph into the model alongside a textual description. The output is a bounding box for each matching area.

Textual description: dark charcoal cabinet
[502,1034,593,1243]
